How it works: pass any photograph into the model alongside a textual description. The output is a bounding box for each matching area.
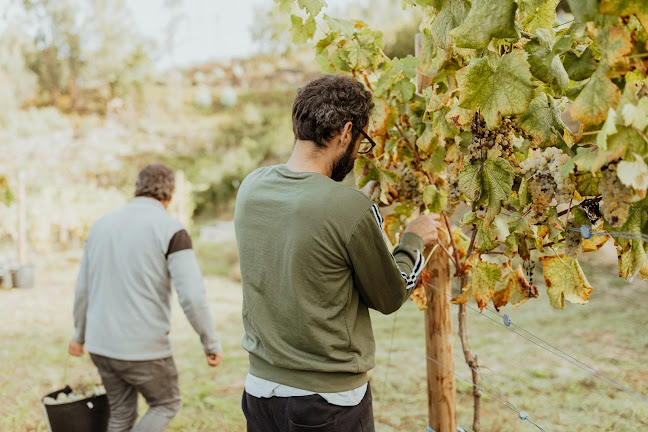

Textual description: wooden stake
[175,170,188,227]
[425,236,457,432]
[416,33,457,431]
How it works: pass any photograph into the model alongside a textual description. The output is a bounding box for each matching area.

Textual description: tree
[276,0,648,429]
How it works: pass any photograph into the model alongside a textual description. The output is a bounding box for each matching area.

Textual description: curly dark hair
[292,75,374,148]
[135,164,175,201]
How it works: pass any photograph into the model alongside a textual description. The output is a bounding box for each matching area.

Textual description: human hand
[68,339,84,357]
[206,352,224,367]
[404,214,443,246]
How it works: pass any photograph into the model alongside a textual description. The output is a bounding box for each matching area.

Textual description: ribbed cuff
[400,232,425,251]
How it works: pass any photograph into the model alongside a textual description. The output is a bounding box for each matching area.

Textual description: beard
[330,141,356,182]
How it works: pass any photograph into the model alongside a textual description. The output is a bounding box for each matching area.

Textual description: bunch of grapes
[467,113,528,167]
[444,161,462,214]
[563,223,583,257]
[600,163,634,227]
[519,147,576,221]
[395,167,428,208]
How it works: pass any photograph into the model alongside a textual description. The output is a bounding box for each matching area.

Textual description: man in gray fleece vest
[69,164,223,432]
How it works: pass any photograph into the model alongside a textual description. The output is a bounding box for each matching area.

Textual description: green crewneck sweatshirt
[234,164,425,393]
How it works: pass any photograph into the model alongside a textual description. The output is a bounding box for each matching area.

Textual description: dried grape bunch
[467,113,526,167]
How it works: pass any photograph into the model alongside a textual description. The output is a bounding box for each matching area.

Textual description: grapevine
[600,163,634,228]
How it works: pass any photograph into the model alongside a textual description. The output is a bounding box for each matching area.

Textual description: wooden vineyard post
[175,170,189,227]
[17,171,26,266]
[416,33,458,432]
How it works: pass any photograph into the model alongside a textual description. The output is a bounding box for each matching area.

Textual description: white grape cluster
[600,163,634,227]
[519,147,575,221]
[444,161,462,214]
[43,386,106,405]
[396,167,428,208]
[563,224,583,257]
[468,115,527,167]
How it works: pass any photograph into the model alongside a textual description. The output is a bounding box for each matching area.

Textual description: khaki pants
[90,353,182,432]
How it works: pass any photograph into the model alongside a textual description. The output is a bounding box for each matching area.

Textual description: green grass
[1,245,647,431]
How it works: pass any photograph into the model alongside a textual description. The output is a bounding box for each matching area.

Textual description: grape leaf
[596,108,618,151]
[566,0,600,22]
[451,260,502,310]
[518,0,560,35]
[297,0,324,16]
[600,0,648,17]
[290,14,317,44]
[480,158,515,227]
[518,93,565,146]
[354,157,398,204]
[422,146,447,174]
[571,68,621,126]
[384,214,403,245]
[410,269,431,310]
[276,0,294,13]
[449,0,519,50]
[563,47,598,82]
[369,98,391,137]
[423,185,447,213]
[620,98,648,131]
[427,108,459,138]
[524,29,569,91]
[457,51,535,129]
[324,15,356,34]
[582,235,609,252]
[539,255,594,309]
[493,265,539,311]
[430,0,470,50]
[474,224,499,253]
[618,240,648,281]
[575,172,601,196]
[417,125,439,153]
[392,78,416,103]
[617,153,648,193]
[458,162,481,201]
[593,126,648,171]
[598,25,632,69]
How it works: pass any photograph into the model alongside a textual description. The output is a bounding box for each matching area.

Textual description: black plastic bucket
[42,385,109,432]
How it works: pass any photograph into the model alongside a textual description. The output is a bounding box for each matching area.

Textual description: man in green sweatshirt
[234,75,441,432]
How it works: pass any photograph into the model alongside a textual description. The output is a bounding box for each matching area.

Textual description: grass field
[1,243,647,431]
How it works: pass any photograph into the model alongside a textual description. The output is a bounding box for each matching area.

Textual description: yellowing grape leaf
[596,108,618,151]
[297,0,325,16]
[458,163,481,201]
[423,185,448,213]
[621,99,648,131]
[430,0,470,50]
[518,93,565,146]
[539,255,594,309]
[518,0,560,34]
[354,157,398,204]
[290,14,316,44]
[600,0,648,17]
[422,146,447,174]
[571,68,621,126]
[582,235,609,252]
[493,265,539,311]
[598,25,632,69]
[369,98,391,137]
[617,154,648,194]
[480,159,515,228]
[410,269,432,310]
[451,260,502,310]
[618,241,648,281]
[457,51,535,129]
[384,214,403,245]
[474,224,499,253]
[449,0,519,49]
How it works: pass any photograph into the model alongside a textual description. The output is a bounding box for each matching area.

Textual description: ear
[339,121,353,148]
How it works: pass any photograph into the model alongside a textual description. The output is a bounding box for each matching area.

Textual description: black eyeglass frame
[353,125,377,154]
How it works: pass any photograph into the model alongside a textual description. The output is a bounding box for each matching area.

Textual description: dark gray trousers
[242,383,375,432]
[90,353,182,432]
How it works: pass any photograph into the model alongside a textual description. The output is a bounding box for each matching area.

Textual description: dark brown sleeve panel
[166,229,193,258]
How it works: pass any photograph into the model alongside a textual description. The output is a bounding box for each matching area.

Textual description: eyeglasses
[354,126,377,155]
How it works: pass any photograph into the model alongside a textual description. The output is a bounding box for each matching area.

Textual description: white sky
[129,0,355,68]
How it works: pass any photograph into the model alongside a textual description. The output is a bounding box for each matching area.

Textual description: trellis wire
[425,282,648,404]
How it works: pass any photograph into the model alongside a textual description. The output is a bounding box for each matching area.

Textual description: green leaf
[524,29,569,91]
[451,259,502,310]
[519,177,531,207]
[430,0,470,50]
[423,185,448,213]
[290,14,316,44]
[324,15,356,34]
[457,51,535,129]
[475,224,499,253]
[346,38,375,69]
[429,108,459,138]
[297,0,324,16]
[596,108,617,151]
[518,93,565,146]
[422,146,447,174]
[518,0,560,35]
[539,255,594,309]
[275,0,294,13]
[449,0,519,49]
[458,162,482,201]
[481,159,515,227]
[563,47,598,81]
[570,67,621,126]
[575,172,601,196]
[392,77,416,103]
[566,0,600,22]
[416,125,439,153]
[354,157,398,204]
[620,98,648,131]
